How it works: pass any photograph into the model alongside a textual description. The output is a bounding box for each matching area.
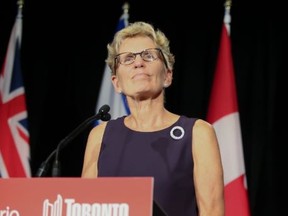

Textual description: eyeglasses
[115,48,168,67]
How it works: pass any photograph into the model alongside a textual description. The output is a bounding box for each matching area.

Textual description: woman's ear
[111,75,122,93]
[163,69,173,88]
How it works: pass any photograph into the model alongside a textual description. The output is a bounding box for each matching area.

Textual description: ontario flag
[0,4,31,177]
[206,5,250,216]
[95,3,130,123]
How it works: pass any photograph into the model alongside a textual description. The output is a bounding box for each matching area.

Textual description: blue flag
[95,6,130,123]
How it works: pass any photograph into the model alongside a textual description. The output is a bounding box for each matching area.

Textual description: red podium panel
[0,177,154,216]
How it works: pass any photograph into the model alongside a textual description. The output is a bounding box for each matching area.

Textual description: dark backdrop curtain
[0,0,286,215]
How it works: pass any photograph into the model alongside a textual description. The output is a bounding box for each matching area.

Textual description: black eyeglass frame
[114,48,168,69]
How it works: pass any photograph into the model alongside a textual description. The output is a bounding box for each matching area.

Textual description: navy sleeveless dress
[98,115,198,216]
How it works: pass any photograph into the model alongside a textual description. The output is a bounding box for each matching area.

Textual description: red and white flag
[0,4,31,177]
[206,5,250,216]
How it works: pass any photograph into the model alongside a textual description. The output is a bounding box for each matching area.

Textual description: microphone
[35,104,111,177]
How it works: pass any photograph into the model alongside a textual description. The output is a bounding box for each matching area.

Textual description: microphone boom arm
[35,104,111,177]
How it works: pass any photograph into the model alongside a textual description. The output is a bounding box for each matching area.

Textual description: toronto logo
[42,194,130,216]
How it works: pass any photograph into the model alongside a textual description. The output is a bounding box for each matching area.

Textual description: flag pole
[122,2,130,15]
[224,0,232,10]
[224,0,232,34]
[120,2,130,27]
[17,0,24,8]
[17,0,24,14]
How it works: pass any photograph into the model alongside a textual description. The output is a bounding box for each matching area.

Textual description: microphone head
[101,113,111,121]
[99,104,110,114]
[98,104,111,121]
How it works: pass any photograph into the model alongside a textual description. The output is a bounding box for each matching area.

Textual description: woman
[81,21,225,216]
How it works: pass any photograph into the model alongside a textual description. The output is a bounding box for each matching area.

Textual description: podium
[0,177,154,216]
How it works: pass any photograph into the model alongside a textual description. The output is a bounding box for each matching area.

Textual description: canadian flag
[206,6,250,216]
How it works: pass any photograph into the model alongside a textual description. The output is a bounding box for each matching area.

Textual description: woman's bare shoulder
[88,121,108,140]
[193,119,215,135]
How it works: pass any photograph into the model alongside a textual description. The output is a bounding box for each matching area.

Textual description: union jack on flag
[0,4,31,177]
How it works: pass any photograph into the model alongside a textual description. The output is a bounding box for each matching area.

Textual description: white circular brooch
[170,126,185,140]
